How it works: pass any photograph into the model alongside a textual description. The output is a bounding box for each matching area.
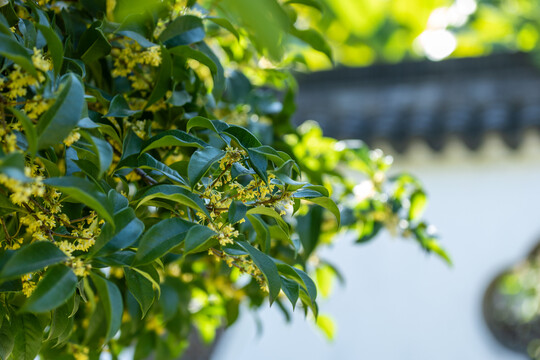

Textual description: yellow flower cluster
[208,248,267,291]
[23,94,53,120]
[219,146,246,171]
[1,48,51,100]
[68,344,89,360]
[111,40,161,91]
[21,274,37,297]
[0,161,99,277]
[63,129,81,147]
[131,120,146,138]
[0,166,45,206]
[209,222,239,246]
[0,126,18,153]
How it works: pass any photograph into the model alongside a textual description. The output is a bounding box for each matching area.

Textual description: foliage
[0,0,448,359]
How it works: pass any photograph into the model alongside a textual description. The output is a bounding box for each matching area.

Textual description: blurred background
[211,0,540,359]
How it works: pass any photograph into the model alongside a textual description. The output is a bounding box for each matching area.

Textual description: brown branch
[134,168,158,185]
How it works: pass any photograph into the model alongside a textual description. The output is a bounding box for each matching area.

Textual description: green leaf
[0,320,15,360]
[247,149,268,183]
[183,225,216,255]
[169,45,217,74]
[0,241,68,281]
[141,129,206,153]
[409,190,427,221]
[187,146,226,188]
[44,176,114,224]
[36,24,63,76]
[0,33,37,77]
[11,314,43,360]
[134,217,196,265]
[145,46,171,109]
[117,153,188,186]
[124,267,155,318]
[290,27,332,61]
[316,314,336,341]
[47,301,72,341]
[296,196,340,225]
[90,273,123,342]
[247,206,289,235]
[284,0,322,12]
[228,201,247,224]
[159,15,205,47]
[134,184,210,218]
[246,214,270,252]
[280,277,299,309]
[193,42,226,97]
[93,207,144,256]
[20,265,77,313]
[275,262,317,304]
[7,107,37,157]
[105,94,141,117]
[237,241,281,303]
[79,131,113,179]
[222,125,262,150]
[37,73,85,149]
[207,17,239,39]
[186,116,229,133]
[251,146,287,167]
[77,23,111,63]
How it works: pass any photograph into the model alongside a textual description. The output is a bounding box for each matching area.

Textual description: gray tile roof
[293,53,540,153]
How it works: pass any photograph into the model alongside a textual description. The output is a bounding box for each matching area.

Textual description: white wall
[212,132,540,360]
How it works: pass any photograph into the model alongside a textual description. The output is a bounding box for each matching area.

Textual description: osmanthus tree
[0,0,449,359]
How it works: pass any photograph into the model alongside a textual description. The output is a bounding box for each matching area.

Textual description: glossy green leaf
[228,201,248,224]
[280,276,299,309]
[117,153,188,185]
[246,214,270,252]
[8,107,37,157]
[186,116,229,133]
[290,27,332,61]
[124,267,155,318]
[0,241,68,281]
[44,176,114,224]
[37,73,85,149]
[79,132,113,179]
[141,129,206,153]
[0,33,37,77]
[297,196,340,225]
[169,45,218,74]
[187,146,226,188]
[11,314,43,360]
[134,184,210,218]
[77,24,111,63]
[284,0,322,11]
[159,15,205,47]
[134,217,196,265]
[222,125,262,150]
[93,207,144,256]
[20,265,77,313]
[184,225,216,255]
[105,94,141,117]
[90,273,123,342]
[36,24,63,76]
[237,241,281,303]
[0,320,15,360]
[247,206,289,235]
[207,17,239,39]
[247,149,268,183]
